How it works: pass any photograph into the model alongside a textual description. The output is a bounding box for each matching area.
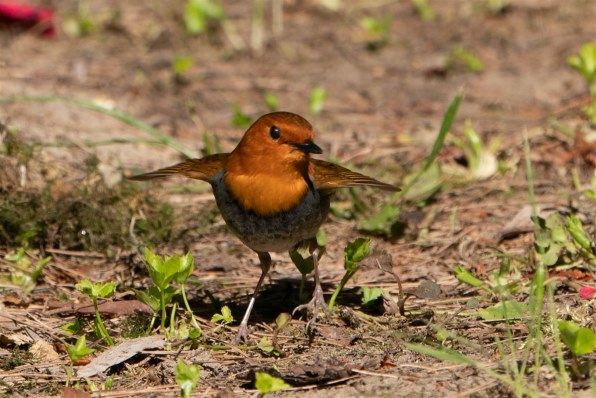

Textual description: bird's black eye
[269,125,281,140]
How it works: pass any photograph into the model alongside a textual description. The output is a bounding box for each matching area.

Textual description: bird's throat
[224,172,310,216]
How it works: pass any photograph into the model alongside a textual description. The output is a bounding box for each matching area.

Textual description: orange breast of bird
[212,170,330,253]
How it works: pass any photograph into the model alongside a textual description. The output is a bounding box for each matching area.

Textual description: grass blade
[0,95,196,158]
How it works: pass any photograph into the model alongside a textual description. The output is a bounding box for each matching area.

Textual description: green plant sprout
[289,230,326,301]
[448,119,499,180]
[4,248,51,295]
[359,15,391,50]
[454,257,524,298]
[568,43,596,124]
[135,249,198,333]
[183,0,224,35]
[231,104,253,128]
[62,0,96,38]
[264,91,279,112]
[76,279,116,345]
[65,335,95,362]
[328,237,371,309]
[558,320,596,379]
[172,56,194,76]
[257,336,280,357]
[254,372,291,393]
[359,93,462,237]
[211,305,233,324]
[272,312,291,349]
[175,359,200,398]
[61,319,84,335]
[202,130,223,156]
[289,249,315,302]
[85,375,114,393]
[308,86,328,115]
[530,213,596,268]
[360,286,384,307]
[413,0,434,21]
[448,47,484,73]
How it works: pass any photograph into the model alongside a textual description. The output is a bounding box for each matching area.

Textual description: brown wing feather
[311,159,400,192]
[129,153,229,182]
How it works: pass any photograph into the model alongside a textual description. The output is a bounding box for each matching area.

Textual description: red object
[579,286,596,300]
[0,1,56,37]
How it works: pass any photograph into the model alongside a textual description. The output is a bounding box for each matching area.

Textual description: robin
[130,112,399,342]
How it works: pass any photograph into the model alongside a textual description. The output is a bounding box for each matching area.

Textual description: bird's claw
[292,284,329,332]
[233,322,250,345]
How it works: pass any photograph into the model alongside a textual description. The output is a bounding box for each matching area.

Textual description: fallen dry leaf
[29,340,60,361]
[76,335,165,378]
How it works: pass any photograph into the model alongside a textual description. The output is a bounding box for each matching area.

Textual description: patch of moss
[0,132,184,252]
[120,313,153,338]
[0,347,31,371]
[0,175,180,251]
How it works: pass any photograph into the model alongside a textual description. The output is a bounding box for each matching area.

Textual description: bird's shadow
[189,277,340,325]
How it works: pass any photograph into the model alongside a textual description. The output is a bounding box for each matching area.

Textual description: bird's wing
[311,159,400,192]
[129,153,229,182]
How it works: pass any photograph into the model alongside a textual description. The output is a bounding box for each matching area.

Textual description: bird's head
[231,111,322,167]
[224,112,323,215]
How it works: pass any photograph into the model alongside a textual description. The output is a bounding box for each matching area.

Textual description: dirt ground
[1,0,595,397]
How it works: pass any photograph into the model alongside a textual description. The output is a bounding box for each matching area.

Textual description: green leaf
[413,0,434,21]
[175,359,200,398]
[453,266,485,288]
[133,287,161,313]
[344,237,371,272]
[316,229,327,246]
[184,0,224,35]
[405,343,476,366]
[345,237,371,263]
[403,161,442,202]
[144,249,180,289]
[289,250,314,276]
[559,320,596,356]
[257,337,275,354]
[308,86,327,114]
[275,312,292,330]
[264,92,279,111]
[231,104,252,128]
[568,43,596,84]
[173,56,193,75]
[254,371,291,393]
[360,16,389,34]
[75,279,115,299]
[361,287,384,307]
[61,319,84,335]
[134,286,177,313]
[173,252,195,284]
[31,256,51,282]
[65,335,95,362]
[211,305,234,324]
[478,300,527,321]
[566,214,594,252]
[75,279,94,296]
[188,328,202,339]
[358,203,401,235]
[423,93,461,173]
[449,47,485,72]
[97,282,116,298]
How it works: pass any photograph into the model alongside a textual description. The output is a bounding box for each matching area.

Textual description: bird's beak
[291,140,323,154]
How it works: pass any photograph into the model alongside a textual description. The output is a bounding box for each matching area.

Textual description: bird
[130,111,399,343]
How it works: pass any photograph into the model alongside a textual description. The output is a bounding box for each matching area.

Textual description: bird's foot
[232,322,250,345]
[292,284,329,332]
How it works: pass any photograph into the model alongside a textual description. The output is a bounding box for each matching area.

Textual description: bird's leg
[234,252,271,344]
[292,240,329,332]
